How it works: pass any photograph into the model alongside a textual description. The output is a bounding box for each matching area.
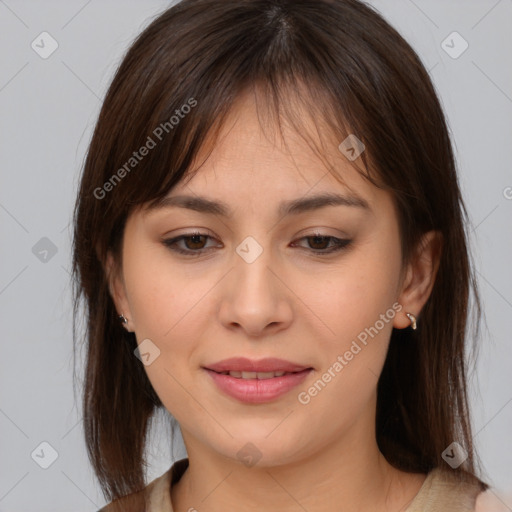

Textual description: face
[108,89,437,468]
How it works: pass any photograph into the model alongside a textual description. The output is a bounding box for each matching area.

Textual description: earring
[119,314,128,325]
[405,312,417,330]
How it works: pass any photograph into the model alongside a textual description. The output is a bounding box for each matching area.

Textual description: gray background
[0,0,511,510]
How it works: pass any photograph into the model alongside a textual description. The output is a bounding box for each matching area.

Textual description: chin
[216,436,308,469]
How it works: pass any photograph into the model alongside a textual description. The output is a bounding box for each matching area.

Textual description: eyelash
[162,232,352,257]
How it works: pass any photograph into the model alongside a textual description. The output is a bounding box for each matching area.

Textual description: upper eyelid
[163,232,351,252]
[164,223,350,237]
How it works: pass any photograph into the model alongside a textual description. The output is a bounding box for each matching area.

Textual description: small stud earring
[405,312,417,330]
[119,314,128,325]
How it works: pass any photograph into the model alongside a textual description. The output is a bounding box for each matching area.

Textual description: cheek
[123,246,207,339]
[314,243,400,338]
[299,256,400,423]
[121,248,208,413]
[305,230,402,393]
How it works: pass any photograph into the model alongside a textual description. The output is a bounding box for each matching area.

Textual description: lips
[216,370,292,379]
[203,357,312,374]
[204,367,313,403]
[202,357,314,403]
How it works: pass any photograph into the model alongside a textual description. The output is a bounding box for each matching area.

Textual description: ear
[393,230,443,329]
[105,250,134,332]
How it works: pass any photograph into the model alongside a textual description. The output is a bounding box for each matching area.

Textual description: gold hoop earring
[405,312,417,330]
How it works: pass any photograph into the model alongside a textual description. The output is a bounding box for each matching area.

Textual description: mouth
[202,365,313,404]
[203,356,313,375]
[207,369,311,379]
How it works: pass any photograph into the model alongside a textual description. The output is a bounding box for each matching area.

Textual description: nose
[218,244,293,337]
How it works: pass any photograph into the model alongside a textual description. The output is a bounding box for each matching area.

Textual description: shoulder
[406,467,486,511]
[475,489,511,512]
[96,468,174,512]
[96,488,146,512]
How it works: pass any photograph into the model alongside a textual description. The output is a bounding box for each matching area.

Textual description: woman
[71,0,499,510]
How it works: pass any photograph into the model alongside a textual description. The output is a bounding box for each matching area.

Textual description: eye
[162,231,218,256]
[291,234,352,254]
[162,232,352,256]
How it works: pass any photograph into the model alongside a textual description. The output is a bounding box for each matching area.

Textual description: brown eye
[162,232,352,257]
[182,234,208,250]
[306,236,331,250]
[162,232,218,256]
[291,235,352,255]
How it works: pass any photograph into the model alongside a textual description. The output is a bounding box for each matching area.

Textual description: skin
[107,88,442,512]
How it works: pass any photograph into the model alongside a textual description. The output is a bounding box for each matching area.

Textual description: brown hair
[71,0,488,508]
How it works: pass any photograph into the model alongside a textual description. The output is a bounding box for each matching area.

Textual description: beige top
[99,458,504,511]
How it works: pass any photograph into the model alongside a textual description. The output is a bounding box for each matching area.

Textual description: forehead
[170,88,375,204]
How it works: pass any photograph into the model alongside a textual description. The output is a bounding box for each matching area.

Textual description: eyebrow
[146,192,371,217]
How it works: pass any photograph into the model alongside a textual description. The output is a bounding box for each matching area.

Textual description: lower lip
[204,368,312,404]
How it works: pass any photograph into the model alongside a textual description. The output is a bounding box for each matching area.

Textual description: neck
[171,408,425,512]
